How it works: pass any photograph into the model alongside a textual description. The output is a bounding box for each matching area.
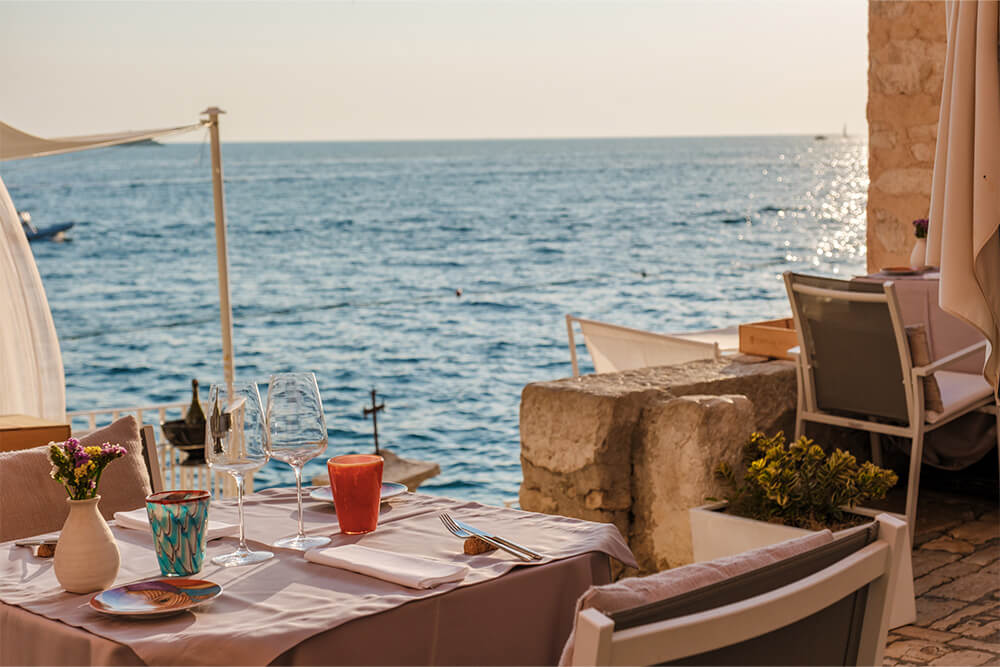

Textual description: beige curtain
[0,175,65,420]
[925,0,1000,392]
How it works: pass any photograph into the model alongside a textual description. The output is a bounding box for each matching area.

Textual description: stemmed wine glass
[206,381,275,566]
[266,372,331,550]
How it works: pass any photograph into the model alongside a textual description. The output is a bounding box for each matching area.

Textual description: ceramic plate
[881,266,920,276]
[309,482,407,505]
[90,578,222,618]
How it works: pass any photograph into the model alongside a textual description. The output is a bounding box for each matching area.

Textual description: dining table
[0,487,637,666]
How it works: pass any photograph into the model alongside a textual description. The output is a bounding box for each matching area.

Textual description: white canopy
[0,121,203,161]
[0,175,65,420]
[925,0,1000,393]
[0,113,233,421]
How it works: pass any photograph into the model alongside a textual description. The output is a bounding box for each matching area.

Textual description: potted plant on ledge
[689,430,915,627]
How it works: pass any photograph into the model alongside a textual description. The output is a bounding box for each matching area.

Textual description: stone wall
[519,359,798,574]
[866,0,947,272]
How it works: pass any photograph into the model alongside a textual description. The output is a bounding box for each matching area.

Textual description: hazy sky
[3,1,869,142]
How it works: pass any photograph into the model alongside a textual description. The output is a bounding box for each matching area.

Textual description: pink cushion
[559,530,834,665]
[0,416,152,542]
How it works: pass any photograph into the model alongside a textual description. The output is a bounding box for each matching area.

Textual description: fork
[439,514,532,562]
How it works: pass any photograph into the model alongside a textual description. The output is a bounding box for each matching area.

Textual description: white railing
[67,402,251,498]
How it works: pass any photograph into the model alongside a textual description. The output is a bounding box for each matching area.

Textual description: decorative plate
[90,578,222,618]
[309,482,407,504]
[881,266,920,275]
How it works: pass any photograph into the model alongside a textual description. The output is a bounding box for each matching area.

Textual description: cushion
[0,416,152,542]
[906,324,945,413]
[558,529,835,666]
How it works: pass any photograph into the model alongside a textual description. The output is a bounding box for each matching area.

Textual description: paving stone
[917,572,956,597]
[930,603,995,631]
[962,544,1000,567]
[928,649,996,665]
[928,572,1000,603]
[885,639,951,662]
[921,537,977,555]
[914,549,964,577]
[894,626,959,642]
[950,521,1000,545]
[948,636,1000,652]
[949,619,1000,640]
[934,559,985,580]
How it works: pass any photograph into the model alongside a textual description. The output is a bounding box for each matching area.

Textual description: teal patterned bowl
[146,490,211,577]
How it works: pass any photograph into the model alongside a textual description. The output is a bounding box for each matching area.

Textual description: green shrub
[714,431,899,531]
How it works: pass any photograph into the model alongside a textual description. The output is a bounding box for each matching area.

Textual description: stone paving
[883,490,999,666]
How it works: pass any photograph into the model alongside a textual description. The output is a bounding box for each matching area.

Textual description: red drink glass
[327,455,384,534]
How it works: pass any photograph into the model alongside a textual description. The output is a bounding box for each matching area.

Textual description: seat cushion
[926,371,994,424]
[906,324,945,413]
[0,416,152,542]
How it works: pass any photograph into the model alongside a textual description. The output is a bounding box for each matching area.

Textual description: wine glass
[206,381,275,566]
[266,372,331,550]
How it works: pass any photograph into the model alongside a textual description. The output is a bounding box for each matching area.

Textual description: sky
[2,1,869,142]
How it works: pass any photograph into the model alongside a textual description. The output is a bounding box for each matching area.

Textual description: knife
[454,519,543,560]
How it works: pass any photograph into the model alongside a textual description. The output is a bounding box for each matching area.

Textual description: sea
[2,135,869,504]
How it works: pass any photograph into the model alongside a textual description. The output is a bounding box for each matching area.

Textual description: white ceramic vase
[53,495,120,594]
[910,237,927,269]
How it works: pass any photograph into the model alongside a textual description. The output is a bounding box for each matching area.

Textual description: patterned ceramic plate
[309,482,407,504]
[90,578,222,618]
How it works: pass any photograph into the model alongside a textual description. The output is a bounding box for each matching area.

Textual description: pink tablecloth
[1,489,636,666]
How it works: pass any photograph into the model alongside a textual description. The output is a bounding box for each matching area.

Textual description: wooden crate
[738,318,798,360]
[0,414,71,452]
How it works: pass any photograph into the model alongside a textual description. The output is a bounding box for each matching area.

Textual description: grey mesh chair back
[785,273,911,423]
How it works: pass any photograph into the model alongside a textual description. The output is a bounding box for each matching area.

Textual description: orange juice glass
[327,455,384,534]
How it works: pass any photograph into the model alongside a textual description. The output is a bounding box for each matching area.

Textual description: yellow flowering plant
[47,438,128,500]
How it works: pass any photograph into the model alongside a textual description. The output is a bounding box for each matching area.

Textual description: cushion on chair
[926,370,995,424]
[0,416,152,543]
[906,324,945,413]
[558,529,835,666]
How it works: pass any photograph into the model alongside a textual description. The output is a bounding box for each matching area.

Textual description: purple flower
[913,218,929,239]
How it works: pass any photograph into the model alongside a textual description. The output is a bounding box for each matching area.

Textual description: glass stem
[235,473,248,551]
[294,464,306,538]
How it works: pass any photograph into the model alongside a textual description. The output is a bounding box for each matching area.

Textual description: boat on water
[19,211,74,242]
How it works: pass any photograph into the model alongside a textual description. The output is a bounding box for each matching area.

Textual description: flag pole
[202,107,235,393]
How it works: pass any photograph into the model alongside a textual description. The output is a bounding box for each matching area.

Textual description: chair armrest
[912,340,987,377]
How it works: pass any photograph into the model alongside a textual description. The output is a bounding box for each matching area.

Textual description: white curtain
[925,0,1000,393]
[0,175,65,420]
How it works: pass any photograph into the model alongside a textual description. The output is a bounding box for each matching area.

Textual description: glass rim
[146,490,211,504]
[327,454,383,467]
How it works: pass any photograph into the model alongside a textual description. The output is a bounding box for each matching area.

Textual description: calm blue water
[2,136,868,504]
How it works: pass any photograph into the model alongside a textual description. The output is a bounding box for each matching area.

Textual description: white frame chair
[784,272,998,543]
[571,514,906,667]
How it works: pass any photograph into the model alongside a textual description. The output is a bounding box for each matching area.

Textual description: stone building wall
[866,1,947,271]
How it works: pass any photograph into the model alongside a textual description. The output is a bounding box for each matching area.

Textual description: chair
[139,424,165,493]
[571,514,906,666]
[566,315,731,377]
[783,272,998,542]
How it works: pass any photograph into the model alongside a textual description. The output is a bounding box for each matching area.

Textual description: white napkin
[113,508,239,541]
[304,544,468,589]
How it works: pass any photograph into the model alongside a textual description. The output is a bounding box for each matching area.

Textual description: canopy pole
[202,107,235,393]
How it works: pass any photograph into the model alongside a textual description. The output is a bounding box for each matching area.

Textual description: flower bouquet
[913,218,928,239]
[48,438,127,500]
[48,438,128,593]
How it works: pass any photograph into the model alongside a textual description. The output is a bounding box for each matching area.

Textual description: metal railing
[67,402,250,497]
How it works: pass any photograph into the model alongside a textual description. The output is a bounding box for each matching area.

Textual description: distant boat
[843,123,848,138]
[814,135,828,141]
[19,211,74,242]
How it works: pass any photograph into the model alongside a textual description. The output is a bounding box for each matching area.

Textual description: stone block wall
[519,359,798,574]
[867,0,947,271]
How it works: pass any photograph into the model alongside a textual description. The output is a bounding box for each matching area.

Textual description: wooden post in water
[202,106,235,392]
[364,389,386,454]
